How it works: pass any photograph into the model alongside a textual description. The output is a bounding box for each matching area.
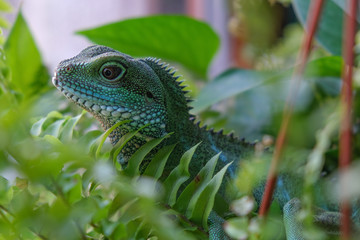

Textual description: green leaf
[143,144,176,180]
[0,0,12,12]
[78,15,220,78]
[163,143,200,206]
[111,124,149,164]
[42,119,66,138]
[0,176,12,205]
[4,11,49,98]
[192,69,268,113]
[124,135,168,177]
[78,130,103,154]
[189,162,231,229]
[95,120,130,158]
[30,117,47,137]
[30,111,64,137]
[174,152,220,213]
[59,112,84,142]
[293,0,360,55]
[192,56,343,113]
[67,174,82,204]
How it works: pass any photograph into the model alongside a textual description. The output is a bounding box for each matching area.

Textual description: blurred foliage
[0,1,360,240]
[230,0,284,55]
[293,0,360,56]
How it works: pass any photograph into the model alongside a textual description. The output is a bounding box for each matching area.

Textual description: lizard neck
[167,115,255,179]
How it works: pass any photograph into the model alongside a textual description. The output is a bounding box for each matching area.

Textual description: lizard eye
[145,91,155,104]
[100,62,126,81]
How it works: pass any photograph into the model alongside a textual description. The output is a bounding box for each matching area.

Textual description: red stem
[259,0,325,216]
[340,0,357,239]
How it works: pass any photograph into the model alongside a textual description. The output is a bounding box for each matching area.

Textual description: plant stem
[339,0,358,239]
[259,0,325,216]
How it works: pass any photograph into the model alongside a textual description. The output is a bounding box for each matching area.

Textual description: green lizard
[52,45,359,239]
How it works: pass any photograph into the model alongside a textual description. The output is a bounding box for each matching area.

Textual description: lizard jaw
[52,73,132,121]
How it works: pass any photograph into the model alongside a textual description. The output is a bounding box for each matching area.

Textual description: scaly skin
[53,45,359,239]
[52,45,254,183]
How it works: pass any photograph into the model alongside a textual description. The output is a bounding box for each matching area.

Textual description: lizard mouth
[52,73,132,119]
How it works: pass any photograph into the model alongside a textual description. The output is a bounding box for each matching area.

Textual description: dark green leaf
[124,135,168,177]
[174,153,220,213]
[189,162,231,229]
[78,15,219,78]
[143,144,176,180]
[163,143,200,206]
[293,0,360,55]
[4,11,49,98]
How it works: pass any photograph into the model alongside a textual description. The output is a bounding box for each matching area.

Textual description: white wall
[11,0,153,71]
[7,0,231,78]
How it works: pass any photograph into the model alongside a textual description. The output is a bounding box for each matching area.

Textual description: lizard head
[52,45,169,143]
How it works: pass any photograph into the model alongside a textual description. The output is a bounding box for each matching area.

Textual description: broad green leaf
[331,0,360,21]
[43,134,63,147]
[163,143,200,206]
[143,144,176,180]
[189,162,231,229]
[192,56,343,113]
[293,0,360,55]
[30,117,47,137]
[124,135,168,177]
[192,69,269,113]
[4,11,49,98]
[42,119,65,138]
[59,112,85,142]
[30,111,64,136]
[303,56,342,77]
[174,152,220,213]
[78,15,220,78]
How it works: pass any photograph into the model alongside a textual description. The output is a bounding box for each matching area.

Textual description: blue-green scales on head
[53,46,167,161]
[52,45,192,164]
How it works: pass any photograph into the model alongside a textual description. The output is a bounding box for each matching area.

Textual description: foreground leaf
[4,11,49,98]
[189,162,231,229]
[163,143,200,206]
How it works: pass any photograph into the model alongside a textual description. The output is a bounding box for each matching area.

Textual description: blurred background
[5,0,295,77]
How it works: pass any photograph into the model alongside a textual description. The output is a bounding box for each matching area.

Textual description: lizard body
[53,45,359,239]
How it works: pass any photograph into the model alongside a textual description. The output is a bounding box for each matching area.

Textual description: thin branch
[259,0,326,216]
[339,0,358,239]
